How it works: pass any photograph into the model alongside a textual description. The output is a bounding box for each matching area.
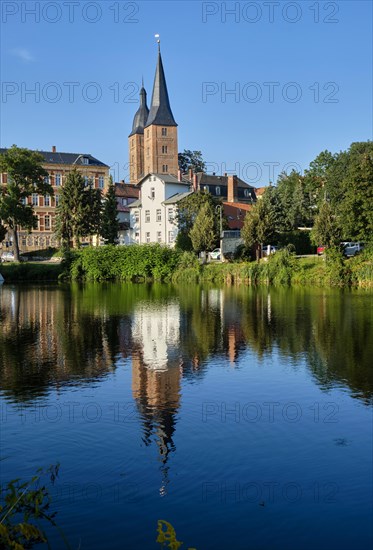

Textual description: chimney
[178,169,182,182]
[193,173,198,192]
[52,146,56,153]
[188,168,194,181]
[227,175,238,203]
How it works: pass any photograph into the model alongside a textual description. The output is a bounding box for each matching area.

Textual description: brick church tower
[129,44,178,183]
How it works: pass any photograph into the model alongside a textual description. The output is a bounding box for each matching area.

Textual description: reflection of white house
[132,301,181,370]
[128,173,191,246]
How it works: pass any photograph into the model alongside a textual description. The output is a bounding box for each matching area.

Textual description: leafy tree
[178,149,206,173]
[86,187,102,242]
[190,201,216,253]
[100,176,119,244]
[242,187,284,259]
[311,201,341,247]
[55,169,101,249]
[337,141,373,242]
[0,146,52,261]
[176,191,220,251]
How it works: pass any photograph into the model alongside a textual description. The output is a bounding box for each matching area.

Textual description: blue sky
[1,0,372,184]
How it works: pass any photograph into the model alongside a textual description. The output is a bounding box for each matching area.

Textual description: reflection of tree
[0,286,121,402]
[229,286,373,403]
[0,283,371,407]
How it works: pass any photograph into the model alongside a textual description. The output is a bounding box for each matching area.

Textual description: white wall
[129,175,187,246]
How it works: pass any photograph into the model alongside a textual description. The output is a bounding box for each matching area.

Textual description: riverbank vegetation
[1,244,372,287]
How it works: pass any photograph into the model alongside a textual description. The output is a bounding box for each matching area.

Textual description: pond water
[0,283,372,549]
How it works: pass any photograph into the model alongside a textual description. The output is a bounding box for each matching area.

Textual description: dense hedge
[68,244,181,282]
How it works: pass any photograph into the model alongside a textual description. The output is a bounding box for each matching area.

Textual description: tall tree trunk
[10,224,20,262]
[255,243,261,262]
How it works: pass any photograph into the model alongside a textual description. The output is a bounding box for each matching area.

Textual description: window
[98,176,104,189]
[83,157,89,165]
[216,186,221,196]
[168,231,175,243]
[146,232,150,243]
[135,232,139,242]
[162,165,168,173]
[162,145,168,154]
[147,147,150,157]
[44,175,50,185]
[134,210,139,223]
[84,176,89,186]
[161,128,167,136]
[20,197,27,205]
[145,210,150,223]
[157,231,162,243]
[147,129,149,138]
[122,198,127,206]
[244,189,252,198]
[55,194,60,207]
[44,195,50,206]
[32,193,38,206]
[150,187,155,199]
[168,207,174,222]
[204,185,209,193]
[156,209,161,222]
[44,215,51,230]
[55,174,61,186]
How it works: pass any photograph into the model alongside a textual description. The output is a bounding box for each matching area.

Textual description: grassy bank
[1,245,372,287]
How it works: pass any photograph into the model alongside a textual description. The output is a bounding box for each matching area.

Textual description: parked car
[341,242,364,257]
[262,245,278,256]
[209,248,221,260]
[317,245,326,256]
[1,251,15,262]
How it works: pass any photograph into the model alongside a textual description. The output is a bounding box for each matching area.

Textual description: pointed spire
[145,49,177,128]
[129,83,150,136]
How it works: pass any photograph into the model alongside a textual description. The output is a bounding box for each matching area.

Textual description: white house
[128,173,191,246]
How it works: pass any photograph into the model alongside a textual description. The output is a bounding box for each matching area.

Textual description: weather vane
[155,33,160,51]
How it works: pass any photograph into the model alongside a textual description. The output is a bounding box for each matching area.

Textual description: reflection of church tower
[129,43,178,183]
[131,301,181,495]
[132,352,181,496]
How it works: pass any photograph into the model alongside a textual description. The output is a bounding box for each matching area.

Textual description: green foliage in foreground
[0,465,65,550]
[157,520,196,549]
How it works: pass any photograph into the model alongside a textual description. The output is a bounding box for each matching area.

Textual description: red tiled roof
[115,183,139,199]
